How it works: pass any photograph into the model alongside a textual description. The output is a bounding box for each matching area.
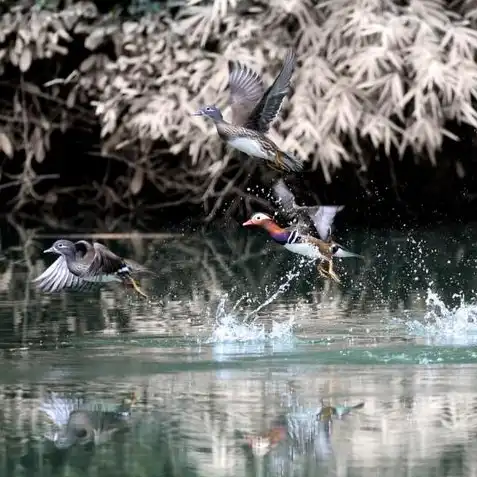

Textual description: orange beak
[242,219,254,226]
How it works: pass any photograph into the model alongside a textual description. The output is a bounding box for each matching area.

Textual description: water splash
[406,288,477,345]
[207,265,303,345]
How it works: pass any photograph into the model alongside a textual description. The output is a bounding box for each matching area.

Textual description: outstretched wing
[243,49,296,133]
[310,206,345,241]
[228,60,265,126]
[272,178,297,214]
[81,242,127,277]
[32,256,98,293]
[273,179,323,235]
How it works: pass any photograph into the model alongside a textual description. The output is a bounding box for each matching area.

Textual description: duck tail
[281,151,304,173]
[333,247,364,259]
[351,402,365,411]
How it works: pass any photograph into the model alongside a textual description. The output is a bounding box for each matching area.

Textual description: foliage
[0,0,477,219]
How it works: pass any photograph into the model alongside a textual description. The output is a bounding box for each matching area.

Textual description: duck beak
[242,219,254,226]
[191,109,204,116]
[43,247,55,254]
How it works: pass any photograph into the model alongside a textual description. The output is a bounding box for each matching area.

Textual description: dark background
[1,0,476,231]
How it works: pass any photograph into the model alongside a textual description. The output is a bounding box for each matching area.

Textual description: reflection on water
[0,222,477,476]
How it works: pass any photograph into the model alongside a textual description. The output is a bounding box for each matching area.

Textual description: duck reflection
[40,391,137,449]
[241,415,288,457]
[242,399,365,475]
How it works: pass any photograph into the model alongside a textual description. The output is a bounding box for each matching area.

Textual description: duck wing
[228,60,265,126]
[80,242,128,277]
[243,49,296,133]
[272,178,298,214]
[273,179,321,235]
[285,215,316,236]
[310,206,345,241]
[32,241,98,292]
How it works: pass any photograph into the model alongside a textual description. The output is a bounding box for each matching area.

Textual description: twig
[33,233,181,239]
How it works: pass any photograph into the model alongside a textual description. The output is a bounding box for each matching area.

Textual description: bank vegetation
[0,0,476,223]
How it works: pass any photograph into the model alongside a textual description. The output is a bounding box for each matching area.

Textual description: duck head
[242,212,274,227]
[192,105,224,122]
[43,239,77,258]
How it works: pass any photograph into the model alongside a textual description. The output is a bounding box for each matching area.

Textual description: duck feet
[317,261,329,279]
[267,158,284,173]
[317,260,341,284]
[124,277,149,299]
[326,260,341,284]
[274,151,284,170]
[267,151,285,172]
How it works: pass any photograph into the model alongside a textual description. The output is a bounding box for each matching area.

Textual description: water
[1,222,477,476]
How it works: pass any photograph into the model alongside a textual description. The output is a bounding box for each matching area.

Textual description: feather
[273,178,298,212]
[81,242,128,278]
[244,49,296,133]
[310,206,345,241]
[333,245,363,259]
[228,61,265,126]
[40,393,132,449]
[272,179,321,234]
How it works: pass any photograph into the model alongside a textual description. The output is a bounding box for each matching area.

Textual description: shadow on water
[1,221,477,476]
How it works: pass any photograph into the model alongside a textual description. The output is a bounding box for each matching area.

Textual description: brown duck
[193,49,303,173]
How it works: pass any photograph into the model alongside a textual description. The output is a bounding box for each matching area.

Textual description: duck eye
[206,107,212,111]
[75,429,87,438]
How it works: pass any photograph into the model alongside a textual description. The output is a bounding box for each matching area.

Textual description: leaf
[35,139,45,163]
[66,88,76,108]
[45,191,57,204]
[0,132,13,158]
[84,30,105,51]
[23,82,41,95]
[9,49,18,66]
[456,160,465,178]
[130,167,144,195]
[19,48,32,73]
[32,126,45,163]
[79,55,97,72]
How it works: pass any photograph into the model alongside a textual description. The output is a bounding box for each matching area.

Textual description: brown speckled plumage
[193,49,304,173]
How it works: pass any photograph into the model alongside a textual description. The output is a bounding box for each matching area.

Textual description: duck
[240,415,288,457]
[316,400,365,438]
[317,399,365,423]
[242,212,363,283]
[244,426,287,457]
[192,49,303,173]
[32,239,149,298]
[40,391,137,449]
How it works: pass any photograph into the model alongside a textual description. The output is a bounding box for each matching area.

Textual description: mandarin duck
[33,239,149,298]
[317,399,365,437]
[40,391,137,449]
[193,49,303,173]
[242,212,363,283]
[242,415,288,457]
[317,400,365,422]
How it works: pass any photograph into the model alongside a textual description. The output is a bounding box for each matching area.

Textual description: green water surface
[0,223,477,477]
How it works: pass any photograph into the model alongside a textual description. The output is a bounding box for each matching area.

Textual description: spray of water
[207,262,307,345]
[405,288,477,345]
